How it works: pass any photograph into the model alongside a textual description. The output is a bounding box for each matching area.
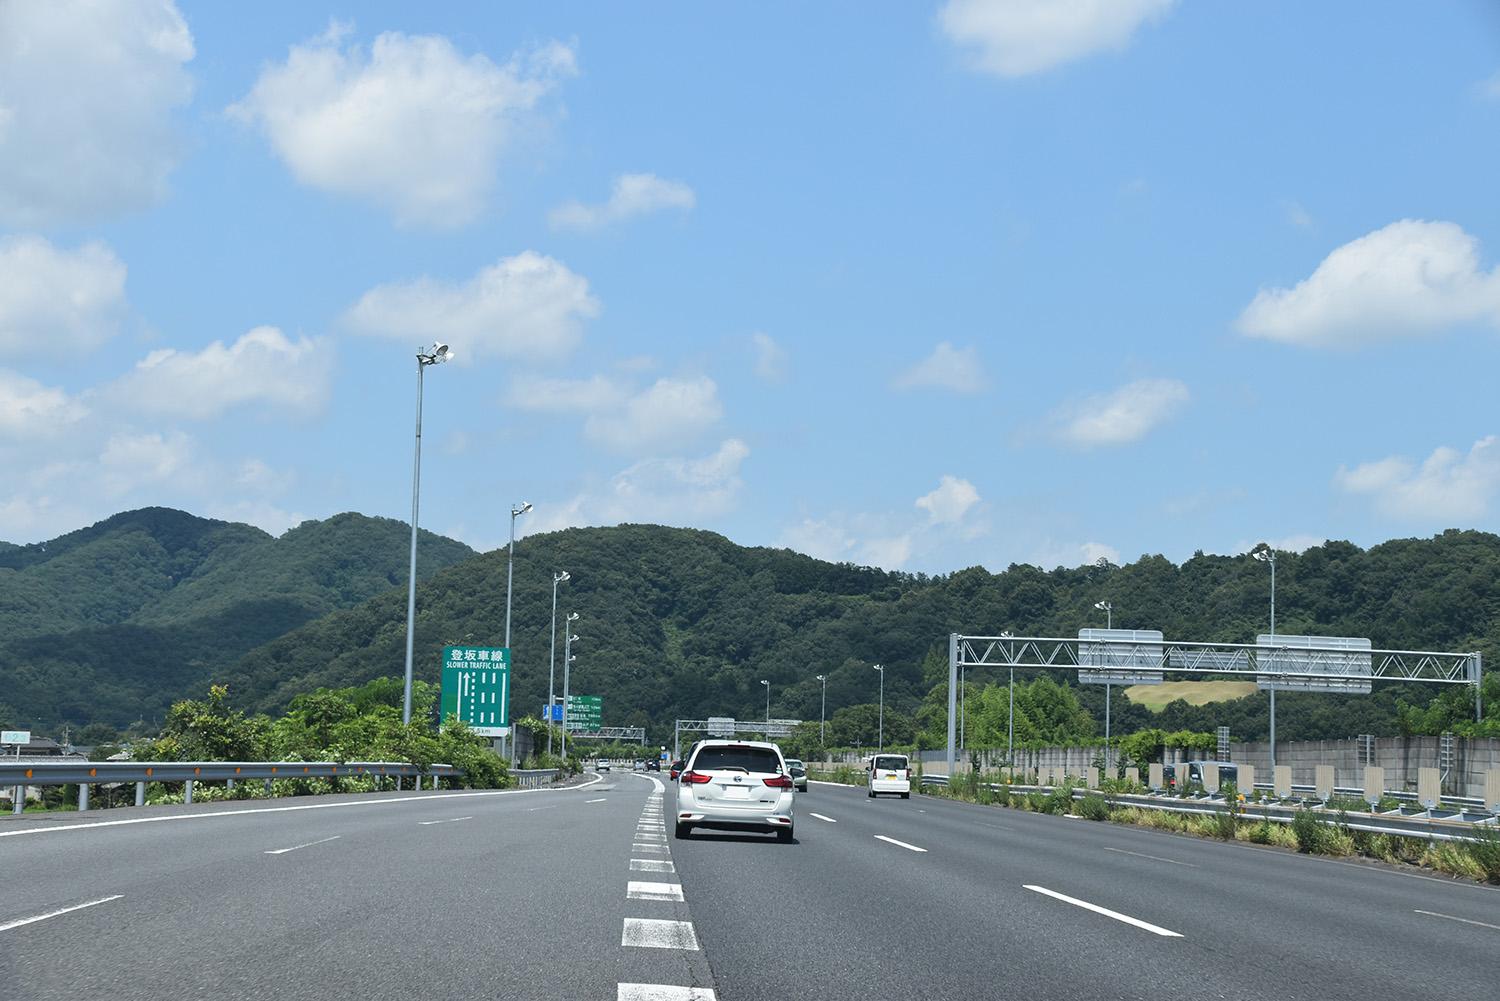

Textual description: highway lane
[670,780,1500,1001]
[0,774,710,1001]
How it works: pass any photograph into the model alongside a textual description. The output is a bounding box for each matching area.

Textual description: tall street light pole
[402,342,452,726]
[760,680,770,723]
[873,664,885,752]
[815,674,827,744]
[547,571,569,756]
[561,613,579,758]
[1094,600,1114,771]
[503,502,531,767]
[1254,547,1278,771]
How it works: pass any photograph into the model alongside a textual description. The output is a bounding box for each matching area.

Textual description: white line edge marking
[1024,885,1183,938]
[586,798,607,803]
[617,983,716,1000]
[0,895,123,933]
[264,834,341,855]
[1102,846,1198,868]
[0,773,606,840]
[1414,909,1500,932]
[809,813,837,823]
[874,834,927,853]
[417,816,473,826]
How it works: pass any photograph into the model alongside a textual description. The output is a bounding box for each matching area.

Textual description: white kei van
[867,753,912,798]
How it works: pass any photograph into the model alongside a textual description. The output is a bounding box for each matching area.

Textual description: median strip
[1023,885,1183,938]
[264,835,341,856]
[0,895,123,933]
[874,835,927,853]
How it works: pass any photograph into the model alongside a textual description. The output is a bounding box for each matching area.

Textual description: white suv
[674,739,796,842]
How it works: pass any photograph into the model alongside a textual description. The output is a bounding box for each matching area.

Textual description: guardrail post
[135,781,145,807]
[13,785,24,814]
[78,783,89,812]
[227,778,235,792]
[264,778,273,797]
[184,779,194,805]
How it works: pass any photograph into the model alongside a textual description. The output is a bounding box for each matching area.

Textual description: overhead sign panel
[707,716,736,737]
[1256,634,1372,693]
[1077,628,1165,685]
[440,646,510,736]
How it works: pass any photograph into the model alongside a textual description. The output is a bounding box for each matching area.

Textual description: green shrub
[1211,806,1237,841]
[1077,794,1110,821]
[1465,826,1500,884]
[1292,808,1329,853]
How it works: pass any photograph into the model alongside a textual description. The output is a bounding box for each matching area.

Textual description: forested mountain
[0,509,473,727]
[4,510,1498,745]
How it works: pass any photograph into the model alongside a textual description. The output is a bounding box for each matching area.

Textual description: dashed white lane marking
[874,835,927,853]
[1103,846,1197,868]
[264,835,341,855]
[622,918,699,950]
[0,895,123,932]
[809,812,837,823]
[527,805,559,812]
[1414,909,1500,932]
[627,881,685,902]
[417,816,473,826]
[1023,885,1183,938]
[633,844,668,853]
[618,984,715,1000]
[587,798,608,804]
[631,859,675,873]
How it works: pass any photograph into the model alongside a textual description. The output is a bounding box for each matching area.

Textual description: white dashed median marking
[627,881,685,902]
[622,918,699,950]
[264,835,341,855]
[809,812,837,823]
[1024,885,1183,938]
[631,859,675,873]
[0,895,123,932]
[417,816,472,826]
[618,985,716,1000]
[874,835,927,853]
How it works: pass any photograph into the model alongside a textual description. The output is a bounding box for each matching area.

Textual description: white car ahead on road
[675,739,796,842]
[868,753,912,798]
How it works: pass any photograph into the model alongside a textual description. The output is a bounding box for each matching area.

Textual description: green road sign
[440,646,510,736]
[565,694,602,731]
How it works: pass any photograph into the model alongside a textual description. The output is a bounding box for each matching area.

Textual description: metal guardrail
[917,774,1498,843]
[512,768,561,789]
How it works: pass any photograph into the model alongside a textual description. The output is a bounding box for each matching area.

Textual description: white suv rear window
[873,756,907,771]
[693,745,781,773]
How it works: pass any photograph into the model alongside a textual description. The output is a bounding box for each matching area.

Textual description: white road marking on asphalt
[631,859,675,872]
[874,835,928,853]
[618,984,716,1000]
[1023,885,1183,938]
[1102,846,1197,868]
[527,805,559,812]
[417,816,473,826]
[627,881,685,902]
[587,798,608,803]
[622,918,699,950]
[633,843,668,852]
[0,774,607,840]
[264,835,341,855]
[0,895,123,932]
[1414,909,1500,932]
[809,813,837,823]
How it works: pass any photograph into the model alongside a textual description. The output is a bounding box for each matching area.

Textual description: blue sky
[3,1,1500,573]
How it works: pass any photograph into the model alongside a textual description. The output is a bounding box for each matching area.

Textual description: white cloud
[0,0,193,226]
[0,371,88,438]
[228,27,575,228]
[550,173,696,231]
[1336,436,1500,522]
[506,374,629,413]
[1051,377,1189,447]
[859,535,914,571]
[777,518,857,563]
[345,252,599,363]
[1479,71,1500,101]
[528,438,750,534]
[0,237,128,359]
[751,332,788,382]
[584,376,722,454]
[894,342,987,394]
[1028,539,1121,568]
[109,327,329,420]
[1079,541,1121,564]
[99,430,196,497]
[1232,534,1326,556]
[202,499,306,537]
[1284,200,1313,230]
[1238,220,1500,348]
[938,0,1176,78]
[915,475,981,525]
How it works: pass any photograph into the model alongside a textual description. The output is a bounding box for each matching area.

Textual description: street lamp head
[872,664,883,673]
[513,502,533,517]
[555,570,570,583]
[1094,600,1111,611]
[815,674,826,682]
[1253,547,1274,564]
[567,612,579,622]
[760,679,769,687]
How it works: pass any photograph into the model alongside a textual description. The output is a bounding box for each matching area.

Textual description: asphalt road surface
[3,775,1497,1000]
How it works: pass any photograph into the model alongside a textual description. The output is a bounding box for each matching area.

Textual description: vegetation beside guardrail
[919,774,1500,884]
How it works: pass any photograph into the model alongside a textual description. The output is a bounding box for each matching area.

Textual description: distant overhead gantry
[566,726,647,745]
[673,718,803,759]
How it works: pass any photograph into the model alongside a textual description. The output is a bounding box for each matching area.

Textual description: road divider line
[1102,846,1197,868]
[1023,885,1183,938]
[809,813,837,823]
[0,895,123,932]
[627,881,685,902]
[622,918,699,950]
[264,835,341,855]
[618,984,715,1000]
[874,834,927,853]
[417,816,473,826]
[587,798,608,803]
[631,859,675,872]
[1414,909,1500,932]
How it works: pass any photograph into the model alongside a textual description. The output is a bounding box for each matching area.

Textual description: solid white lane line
[874,835,927,853]
[0,895,123,932]
[618,985,716,1000]
[631,859,675,873]
[1023,885,1183,938]
[1102,847,1197,868]
[586,798,608,803]
[1414,909,1500,932]
[809,813,837,823]
[0,774,607,840]
[417,816,473,826]
[622,918,699,950]
[627,881,685,902]
[264,835,341,855]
